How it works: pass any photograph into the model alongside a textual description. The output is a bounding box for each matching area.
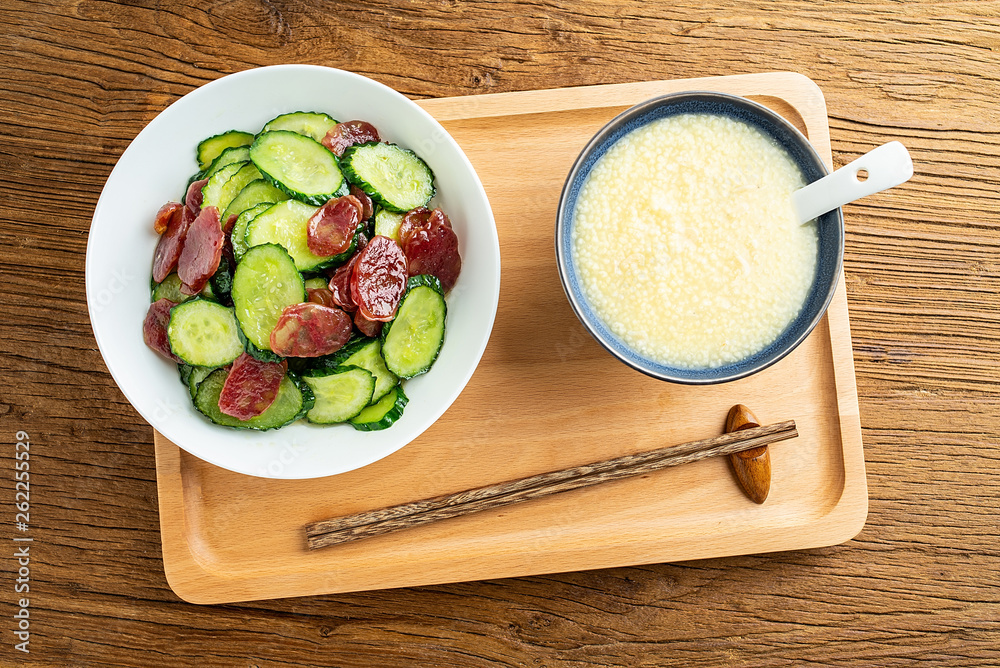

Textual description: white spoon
[793,141,913,224]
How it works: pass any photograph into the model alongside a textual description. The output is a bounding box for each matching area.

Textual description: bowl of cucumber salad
[87,65,501,479]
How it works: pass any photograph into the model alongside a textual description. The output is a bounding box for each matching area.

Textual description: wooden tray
[154,72,867,605]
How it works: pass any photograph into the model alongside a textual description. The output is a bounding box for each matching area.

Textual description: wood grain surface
[153,72,865,605]
[304,422,799,549]
[0,1,997,666]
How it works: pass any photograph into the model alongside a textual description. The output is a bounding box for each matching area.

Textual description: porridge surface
[572,112,819,369]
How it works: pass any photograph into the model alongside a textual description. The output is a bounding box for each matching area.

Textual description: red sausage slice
[353,310,383,338]
[328,254,359,312]
[307,196,360,257]
[307,287,336,308]
[403,217,462,293]
[350,236,408,322]
[354,230,369,253]
[221,213,238,268]
[152,203,195,283]
[398,207,433,248]
[218,353,287,420]
[177,205,223,295]
[143,298,180,362]
[349,185,374,221]
[153,202,182,235]
[270,303,353,357]
[322,120,381,157]
[186,178,208,213]
[429,208,452,230]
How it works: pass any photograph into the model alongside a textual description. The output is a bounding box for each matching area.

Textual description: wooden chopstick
[305,420,797,550]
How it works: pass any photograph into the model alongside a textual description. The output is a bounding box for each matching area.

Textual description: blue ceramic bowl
[555,91,844,384]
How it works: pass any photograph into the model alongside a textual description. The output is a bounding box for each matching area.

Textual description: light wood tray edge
[154,72,868,604]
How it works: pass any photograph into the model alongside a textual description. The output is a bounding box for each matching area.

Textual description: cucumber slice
[250,130,347,205]
[194,368,314,430]
[200,161,246,212]
[187,365,217,400]
[213,162,262,214]
[340,142,435,213]
[203,146,251,179]
[304,276,329,290]
[244,199,356,272]
[381,275,446,379]
[221,179,289,230]
[241,331,284,363]
[178,363,193,387]
[152,273,193,304]
[373,208,405,243]
[349,385,408,431]
[197,131,254,171]
[231,202,274,263]
[167,299,244,367]
[333,337,399,404]
[231,244,305,352]
[202,256,233,305]
[262,112,338,143]
[301,366,376,423]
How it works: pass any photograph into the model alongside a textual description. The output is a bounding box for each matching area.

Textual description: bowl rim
[554,90,844,385]
[86,64,502,478]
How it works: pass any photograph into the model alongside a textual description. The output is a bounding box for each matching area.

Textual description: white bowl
[86,65,501,479]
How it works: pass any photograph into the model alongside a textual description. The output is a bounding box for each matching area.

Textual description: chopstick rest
[726,404,772,503]
[305,417,798,550]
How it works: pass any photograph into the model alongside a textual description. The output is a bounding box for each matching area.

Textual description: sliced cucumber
[301,366,375,424]
[200,161,246,212]
[242,332,284,363]
[232,202,274,263]
[340,142,435,213]
[373,208,405,243]
[178,363,193,387]
[167,299,244,367]
[231,244,305,352]
[333,337,399,404]
[194,368,314,430]
[212,162,262,215]
[152,273,193,304]
[304,276,329,290]
[349,385,407,431]
[262,111,338,143]
[250,130,347,205]
[197,131,254,171]
[244,199,355,272]
[203,146,251,179]
[220,179,289,231]
[201,256,233,306]
[187,365,217,400]
[381,275,446,379]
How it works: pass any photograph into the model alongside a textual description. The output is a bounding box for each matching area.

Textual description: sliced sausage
[307,196,360,257]
[328,254,359,312]
[403,216,462,293]
[350,235,408,322]
[218,353,287,420]
[397,207,433,248]
[307,287,336,308]
[143,298,180,362]
[177,205,223,295]
[270,303,353,357]
[349,184,374,221]
[186,178,208,213]
[353,310,383,338]
[322,120,381,157]
[153,202,182,235]
[152,203,195,283]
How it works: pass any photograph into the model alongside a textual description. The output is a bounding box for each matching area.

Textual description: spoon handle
[793,140,913,224]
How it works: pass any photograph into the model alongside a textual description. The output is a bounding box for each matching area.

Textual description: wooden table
[2,1,997,665]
